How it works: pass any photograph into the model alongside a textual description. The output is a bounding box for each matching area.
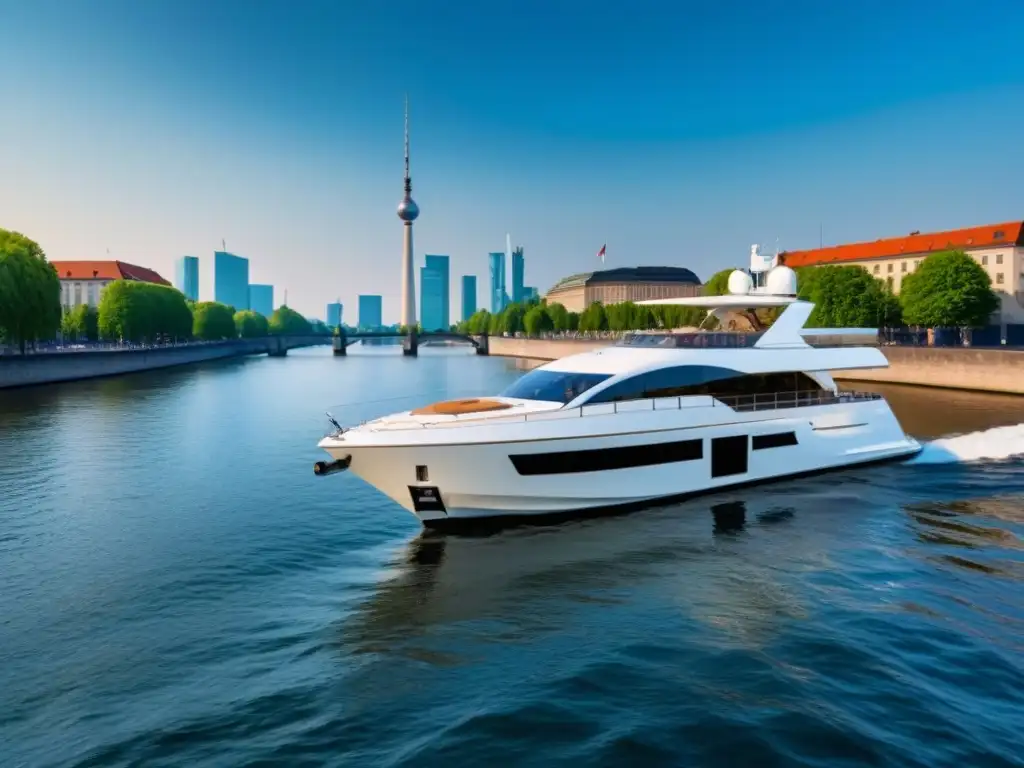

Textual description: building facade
[511,247,525,303]
[461,275,477,321]
[358,295,383,330]
[326,302,343,328]
[420,254,450,331]
[784,220,1024,323]
[175,256,199,301]
[545,266,702,312]
[488,252,506,313]
[51,260,171,312]
[213,251,249,311]
[249,284,274,317]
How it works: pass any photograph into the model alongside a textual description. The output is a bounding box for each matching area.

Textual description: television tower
[396,95,419,327]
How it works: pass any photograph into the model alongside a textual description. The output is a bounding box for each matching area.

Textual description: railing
[350,389,884,432]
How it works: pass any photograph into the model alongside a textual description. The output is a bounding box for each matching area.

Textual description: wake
[908,423,1024,465]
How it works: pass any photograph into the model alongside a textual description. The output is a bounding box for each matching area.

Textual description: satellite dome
[727,269,753,295]
[766,265,798,296]
[397,197,419,222]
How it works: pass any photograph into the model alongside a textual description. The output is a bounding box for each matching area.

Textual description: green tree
[309,319,330,335]
[703,268,736,296]
[545,302,570,331]
[795,265,897,328]
[500,302,527,334]
[578,302,608,332]
[0,229,61,352]
[269,305,313,335]
[567,311,580,331]
[234,310,270,338]
[98,281,192,343]
[61,305,100,342]
[523,305,554,336]
[192,301,237,340]
[899,250,999,328]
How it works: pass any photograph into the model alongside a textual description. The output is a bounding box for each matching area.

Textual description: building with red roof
[50,260,171,312]
[783,220,1024,323]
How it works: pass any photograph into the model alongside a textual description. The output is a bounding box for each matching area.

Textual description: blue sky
[2,0,1023,322]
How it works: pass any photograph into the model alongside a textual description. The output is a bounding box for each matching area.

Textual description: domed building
[544,266,702,312]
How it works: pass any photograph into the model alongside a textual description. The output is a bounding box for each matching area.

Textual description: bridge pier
[333,331,347,356]
[475,333,489,356]
[403,331,419,357]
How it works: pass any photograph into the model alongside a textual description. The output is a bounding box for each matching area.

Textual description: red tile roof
[49,260,170,286]
[783,220,1024,268]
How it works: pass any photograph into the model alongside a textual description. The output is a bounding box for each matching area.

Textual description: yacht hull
[320,400,921,526]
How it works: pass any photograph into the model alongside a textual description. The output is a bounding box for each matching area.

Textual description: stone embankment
[487,337,1024,395]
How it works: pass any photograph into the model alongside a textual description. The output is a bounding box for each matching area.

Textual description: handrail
[354,389,883,432]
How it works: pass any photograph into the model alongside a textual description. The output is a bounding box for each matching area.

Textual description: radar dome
[765,265,798,296]
[727,269,753,295]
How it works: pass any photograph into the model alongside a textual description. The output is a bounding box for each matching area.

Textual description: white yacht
[316,251,920,527]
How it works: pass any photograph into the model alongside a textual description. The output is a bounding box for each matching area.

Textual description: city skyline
[4,2,1024,321]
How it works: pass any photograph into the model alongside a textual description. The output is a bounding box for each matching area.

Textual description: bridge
[332,329,488,357]
[262,331,488,357]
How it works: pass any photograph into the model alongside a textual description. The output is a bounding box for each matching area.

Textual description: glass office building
[420,254,449,331]
[214,251,249,311]
[511,247,525,303]
[488,252,506,314]
[326,302,343,328]
[461,275,477,321]
[249,284,274,317]
[175,256,199,302]
[358,295,383,330]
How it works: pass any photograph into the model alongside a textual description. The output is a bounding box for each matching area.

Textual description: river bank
[488,337,1024,395]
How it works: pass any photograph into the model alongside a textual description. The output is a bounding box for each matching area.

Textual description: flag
[597,244,606,263]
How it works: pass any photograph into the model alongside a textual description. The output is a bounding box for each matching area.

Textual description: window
[914,260,920,268]
[996,253,1004,265]
[982,255,988,265]
[994,230,1005,239]
[753,432,799,450]
[584,366,825,404]
[73,282,82,306]
[887,263,894,273]
[901,262,907,273]
[997,273,1005,284]
[501,369,611,404]
[510,438,702,476]
[873,265,880,275]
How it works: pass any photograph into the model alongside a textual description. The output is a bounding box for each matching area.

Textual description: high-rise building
[249,284,274,317]
[358,295,383,330]
[326,302,343,328]
[420,254,449,331]
[214,251,249,311]
[511,246,525,303]
[461,275,477,321]
[397,97,419,328]
[524,286,539,302]
[488,252,506,314]
[175,256,199,301]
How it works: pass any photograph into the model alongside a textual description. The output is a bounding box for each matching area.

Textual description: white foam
[908,423,1024,465]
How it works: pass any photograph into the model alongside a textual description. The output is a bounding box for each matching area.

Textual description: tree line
[454,251,998,335]
[0,228,333,351]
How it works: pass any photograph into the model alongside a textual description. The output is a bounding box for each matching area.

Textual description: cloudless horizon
[3,0,1023,321]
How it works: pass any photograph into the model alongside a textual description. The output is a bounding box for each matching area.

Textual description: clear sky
[3,0,1023,322]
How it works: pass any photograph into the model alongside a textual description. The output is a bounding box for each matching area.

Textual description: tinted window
[585,367,825,404]
[501,370,611,404]
[587,366,741,403]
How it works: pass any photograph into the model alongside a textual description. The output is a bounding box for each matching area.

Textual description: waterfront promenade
[487,336,1024,395]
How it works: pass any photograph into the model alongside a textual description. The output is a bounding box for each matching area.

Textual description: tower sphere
[397,198,419,221]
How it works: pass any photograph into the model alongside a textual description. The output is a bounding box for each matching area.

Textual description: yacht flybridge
[316,247,921,527]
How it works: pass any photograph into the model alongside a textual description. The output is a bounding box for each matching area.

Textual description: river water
[1,347,1023,767]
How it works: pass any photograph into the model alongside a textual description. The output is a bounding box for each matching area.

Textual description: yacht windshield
[500,370,611,404]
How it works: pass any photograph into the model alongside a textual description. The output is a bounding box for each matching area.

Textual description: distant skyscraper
[397,96,419,328]
[175,256,199,302]
[461,275,477,321]
[511,246,525,303]
[420,254,449,331]
[249,284,273,317]
[488,252,506,314]
[326,302,343,328]
[358,295,383,329]
[214,251,249,311]
[524,286,539,302]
